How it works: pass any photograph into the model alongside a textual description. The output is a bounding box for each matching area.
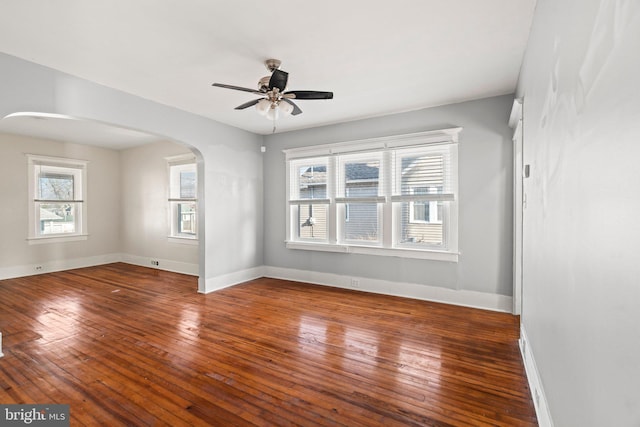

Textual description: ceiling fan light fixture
[212,58,333,124]
[279,100,294,116]
[265,105,280,121]
[255,98,271,116]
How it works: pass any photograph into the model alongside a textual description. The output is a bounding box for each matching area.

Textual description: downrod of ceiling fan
[264,59,281,73]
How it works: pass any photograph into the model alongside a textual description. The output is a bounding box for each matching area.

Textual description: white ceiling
[0,0,537,137]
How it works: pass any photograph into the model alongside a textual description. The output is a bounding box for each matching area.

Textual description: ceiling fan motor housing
[258,76,271,92]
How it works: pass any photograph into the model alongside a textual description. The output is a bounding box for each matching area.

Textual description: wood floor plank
[0,263,537,426]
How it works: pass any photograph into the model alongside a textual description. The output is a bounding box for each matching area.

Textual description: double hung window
[289,160,329,242]
[27,155,88,242]
[285,128,460,261]
[168,155,198,240]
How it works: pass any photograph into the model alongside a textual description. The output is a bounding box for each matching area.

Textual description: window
[336,153,383,244]
[168,155,198,240]
[27,155,87,242]
[284,128,460,261]
[289,160,329,242]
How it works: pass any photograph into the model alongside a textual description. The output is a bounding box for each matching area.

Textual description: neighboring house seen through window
[409,187,443,224]
[284,128,460,261]
[168,155,197,241]
[27,155,88,242]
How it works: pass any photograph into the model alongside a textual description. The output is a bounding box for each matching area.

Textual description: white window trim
[167,236,199,245]
[284,128,461,262]
[26,154,88,243]
[167,154,198,241]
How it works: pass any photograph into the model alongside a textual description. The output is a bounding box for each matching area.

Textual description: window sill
[285,241,458,262]
[27,234,88,245]
[168,236,198,245]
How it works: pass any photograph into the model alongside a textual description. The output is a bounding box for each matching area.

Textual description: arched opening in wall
[0,112,203,290]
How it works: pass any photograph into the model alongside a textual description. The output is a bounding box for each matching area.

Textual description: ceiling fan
[212,59,333,121]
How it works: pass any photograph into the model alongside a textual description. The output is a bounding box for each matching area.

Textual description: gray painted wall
[0,52,264,292]
[516,0,640,425]
[263,95,514,296]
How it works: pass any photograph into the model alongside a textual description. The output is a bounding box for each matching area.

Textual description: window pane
[39,203,76,234]
[298,164,327,199]
[399,202,443,245]
[180,171,196,199]
[409,187,442,224]
[297,203,327,241]
[39,173,74,200]
[178,202,197,235]
[412,201,429,222]
[399,154,445,195]
[342,160,380,197]
[343,202,379,242]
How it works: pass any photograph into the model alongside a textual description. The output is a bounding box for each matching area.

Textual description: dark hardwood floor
[0,263,537,426]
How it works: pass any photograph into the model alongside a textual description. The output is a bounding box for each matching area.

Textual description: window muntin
[28,156,87,241]
[284,129,460,259]
[168,160,198,240]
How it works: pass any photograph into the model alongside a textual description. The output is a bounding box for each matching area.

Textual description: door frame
[509,98,524,315]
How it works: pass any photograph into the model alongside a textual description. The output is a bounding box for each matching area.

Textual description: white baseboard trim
[120,253,198,277]
[0,253,122,281]
[0,253,198,281]
[520,325,554,427]
[1,256,510,313]
[263,266,513,313]
[202,266,265,294]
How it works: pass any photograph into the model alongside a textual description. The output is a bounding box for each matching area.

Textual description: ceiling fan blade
[269,69,289,92]
[282,98,302,115]
[212,83,263,95]
[285,90,333,100]
[234,99,261,110]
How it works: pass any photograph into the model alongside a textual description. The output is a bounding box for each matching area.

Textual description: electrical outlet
[35,265,43,271]
[350,278,360,288]
[151,260,159,266]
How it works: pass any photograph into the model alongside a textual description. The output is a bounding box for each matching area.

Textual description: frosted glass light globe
[279,101,294,115]
[265,105,280,121]
[255,99,271,116]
